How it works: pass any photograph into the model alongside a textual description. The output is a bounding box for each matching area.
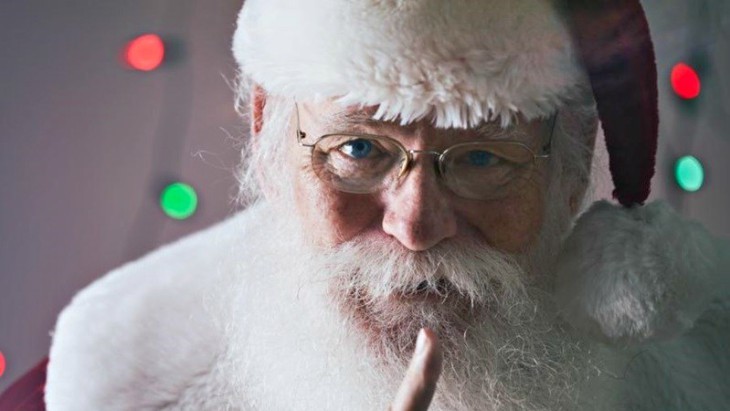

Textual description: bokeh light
[0,351,6,378]
[675,155,705,192]
[124,34,165,71]
[671,63,701,100]
[160,182,198,220]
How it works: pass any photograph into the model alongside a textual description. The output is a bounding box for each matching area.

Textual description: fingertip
[416,328,437,350]
[420,328,438,345]
[415,328,428,355]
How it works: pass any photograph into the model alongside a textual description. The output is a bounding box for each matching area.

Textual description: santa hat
[232,0,727,344]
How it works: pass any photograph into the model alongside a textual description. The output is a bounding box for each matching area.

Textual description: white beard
[214,196,608,410]
[311,234,593,410]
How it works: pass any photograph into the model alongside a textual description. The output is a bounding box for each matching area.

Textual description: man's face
[249,97,591,408]
[289,99,554,255]
[271,99,569,355]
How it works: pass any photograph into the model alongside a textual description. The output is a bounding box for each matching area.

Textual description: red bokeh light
[0,351,6,378]
[671,63,701,100]
[124,34,165,72]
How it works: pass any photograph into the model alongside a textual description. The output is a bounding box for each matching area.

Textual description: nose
[381,158,457,251]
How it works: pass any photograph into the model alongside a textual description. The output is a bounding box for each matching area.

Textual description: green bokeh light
[674,156,705,192]
[160,182,198,220]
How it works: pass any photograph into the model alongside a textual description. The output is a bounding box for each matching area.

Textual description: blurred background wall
[0,0,245,391]
[0,0,728,393]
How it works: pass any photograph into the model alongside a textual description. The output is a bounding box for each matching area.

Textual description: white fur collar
[45,202,730,410]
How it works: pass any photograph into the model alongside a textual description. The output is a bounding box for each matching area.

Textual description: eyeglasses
[295,103,555,201]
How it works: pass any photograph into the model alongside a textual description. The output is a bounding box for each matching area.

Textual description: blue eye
[340,139,373,159]
[468,150,495,167]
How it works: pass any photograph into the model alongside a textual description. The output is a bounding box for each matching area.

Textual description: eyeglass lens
[310,134,537,200]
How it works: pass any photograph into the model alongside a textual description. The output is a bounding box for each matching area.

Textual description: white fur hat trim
[233,0,587,128]
[555,200,727,345]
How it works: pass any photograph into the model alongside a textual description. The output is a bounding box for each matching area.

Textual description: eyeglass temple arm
[294,102,318,148]
[538,112,558,158]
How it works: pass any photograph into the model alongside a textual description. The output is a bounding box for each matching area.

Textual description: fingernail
[415,328,427,355]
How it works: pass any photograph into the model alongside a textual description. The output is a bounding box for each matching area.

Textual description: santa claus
[43,0,730,410]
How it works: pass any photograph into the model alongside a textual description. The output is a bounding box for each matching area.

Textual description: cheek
[294,177,381,247]
[457,174,547,253]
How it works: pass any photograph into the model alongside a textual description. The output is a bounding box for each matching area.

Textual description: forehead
[304,100,552,145]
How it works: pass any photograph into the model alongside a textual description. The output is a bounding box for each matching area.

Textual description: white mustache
[314,235,528,307]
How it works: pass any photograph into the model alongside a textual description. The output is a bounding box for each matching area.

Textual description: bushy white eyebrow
[323,108,381,131]
[323,106,530,143]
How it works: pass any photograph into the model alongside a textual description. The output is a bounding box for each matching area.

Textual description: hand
[389,328,443,411]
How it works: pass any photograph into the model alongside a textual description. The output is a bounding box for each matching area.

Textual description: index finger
[389,328,443,411]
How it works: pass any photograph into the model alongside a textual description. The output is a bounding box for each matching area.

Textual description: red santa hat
[232,0,727,344]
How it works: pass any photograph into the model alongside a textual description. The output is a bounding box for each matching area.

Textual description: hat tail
[555,200,728,345]
[566,0,658,206]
